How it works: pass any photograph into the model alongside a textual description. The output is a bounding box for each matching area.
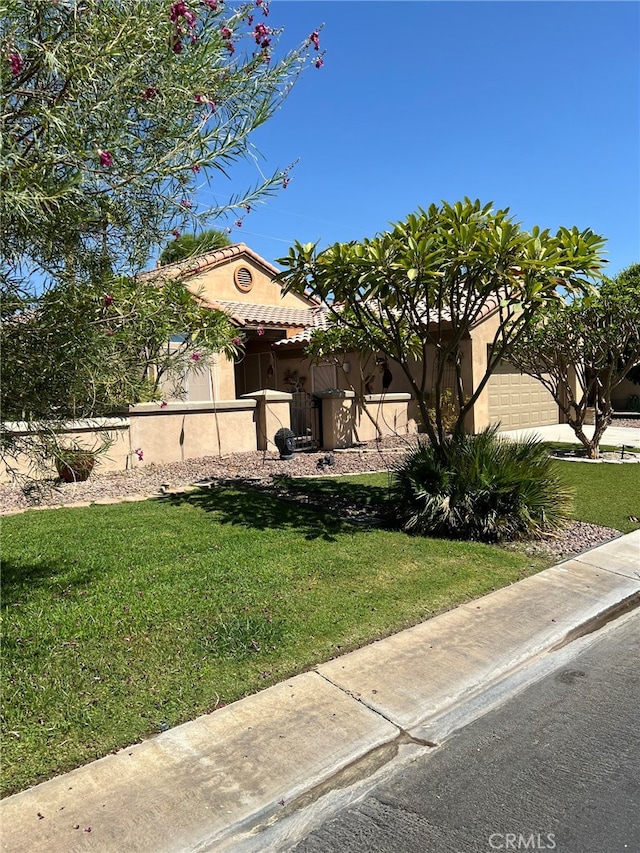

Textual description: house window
[234,266,254,293]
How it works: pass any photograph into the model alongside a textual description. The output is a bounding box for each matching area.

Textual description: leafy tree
[277,199,606,459]
[508,264,640,458]
[159,228,232,266]
[2,0,322,291]
[1,275,238,422]
[1,0,322,473]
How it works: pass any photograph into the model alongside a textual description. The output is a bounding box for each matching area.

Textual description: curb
[1,533,638,853]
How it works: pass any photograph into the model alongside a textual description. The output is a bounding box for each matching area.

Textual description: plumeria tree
[277,199,607,459]
[158,228,232,265]
[508,264,640,458]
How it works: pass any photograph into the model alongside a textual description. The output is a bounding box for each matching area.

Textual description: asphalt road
[290,610,640,853]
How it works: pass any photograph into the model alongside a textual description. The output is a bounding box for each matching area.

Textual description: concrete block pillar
[243,390,293,452]
[315,390,356,450]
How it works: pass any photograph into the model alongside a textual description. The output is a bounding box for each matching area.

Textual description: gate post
[242,390,293,452]
[315,389,356,449]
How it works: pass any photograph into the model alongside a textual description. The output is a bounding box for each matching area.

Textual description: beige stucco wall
[467,312,501,432]
[242,390,292,451]
[355,394,417,443]
[129,401,258,463]
[613,376,640,411]
[316,391,415,449]
[184,253,313,309]
[0,419,131,483]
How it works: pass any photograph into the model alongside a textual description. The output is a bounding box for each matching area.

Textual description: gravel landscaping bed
[0,436,624,561]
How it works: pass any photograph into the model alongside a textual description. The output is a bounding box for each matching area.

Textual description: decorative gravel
[1,435,625,561]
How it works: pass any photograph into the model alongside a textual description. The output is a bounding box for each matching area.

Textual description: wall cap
[129,400,257,415]
[242,390,293,402]
[2,417,130,434]
[364,393,412,403]
[315,389,356,399]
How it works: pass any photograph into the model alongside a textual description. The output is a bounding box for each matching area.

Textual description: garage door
[487,362,558,429]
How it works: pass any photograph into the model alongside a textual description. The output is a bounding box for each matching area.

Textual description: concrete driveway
[498,423,640,448]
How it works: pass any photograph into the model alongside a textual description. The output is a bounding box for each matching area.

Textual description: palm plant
[391,426,573,542]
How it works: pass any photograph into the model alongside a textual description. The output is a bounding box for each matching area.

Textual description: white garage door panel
[487,364,558,429]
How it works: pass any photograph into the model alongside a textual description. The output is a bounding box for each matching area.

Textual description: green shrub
[391,426,573,542]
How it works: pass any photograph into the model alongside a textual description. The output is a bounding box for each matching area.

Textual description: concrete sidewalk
[2,532,639,853]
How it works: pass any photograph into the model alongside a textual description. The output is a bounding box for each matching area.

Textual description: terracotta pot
[55,453,96,482]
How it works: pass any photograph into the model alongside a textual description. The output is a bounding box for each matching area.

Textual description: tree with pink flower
[1,0,324,473]
[2,0,324,292]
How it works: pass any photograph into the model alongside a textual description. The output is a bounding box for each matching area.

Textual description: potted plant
[48,437,112,483]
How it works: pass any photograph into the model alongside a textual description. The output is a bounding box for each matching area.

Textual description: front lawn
[555,460,640,533]
[2,486,546,796]
[283,459,640,534]
[2,458,637,796]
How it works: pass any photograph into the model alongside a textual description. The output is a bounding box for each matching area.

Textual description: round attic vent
[234,266,253,293]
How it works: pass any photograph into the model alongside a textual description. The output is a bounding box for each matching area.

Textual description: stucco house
[148,242,563,444]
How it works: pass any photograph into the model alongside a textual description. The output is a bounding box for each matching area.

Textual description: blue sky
[199,1,639,276]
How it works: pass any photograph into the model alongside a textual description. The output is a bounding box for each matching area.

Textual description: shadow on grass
[278,476,392,511]
[165,481,360,541]
[1,559,98,606]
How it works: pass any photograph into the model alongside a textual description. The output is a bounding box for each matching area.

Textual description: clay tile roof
[214,301,320,328]
[273,306,331,345]
[139,242,282,281]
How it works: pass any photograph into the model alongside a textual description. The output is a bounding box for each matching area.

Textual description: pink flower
[257,327,265,336]
[98,149,113,168]
[160,400,168,408]
[309,31,320,51]
[254,23,270,46]
[202,0,217,9]
[232,336,243,346]
[8,52,23,76]
[190,351,202,362]
[104,293,114,307]
[169,1,187,22]
[135,448,144,461]
[143,86,159,100]
[244,204,251,213]
[180,198,192,208]
[282,176,290,189]
[171,228,181,239]
[192,163,201,173]
[220,26,232,38]
[315,57,324,69]
[234,219,242,227]
[225,40,234,55]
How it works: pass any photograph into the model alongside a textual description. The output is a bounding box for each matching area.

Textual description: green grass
[554,460,640,533]
[2,486,547,796]
[2,459,637,796]
[284,461,640,534]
